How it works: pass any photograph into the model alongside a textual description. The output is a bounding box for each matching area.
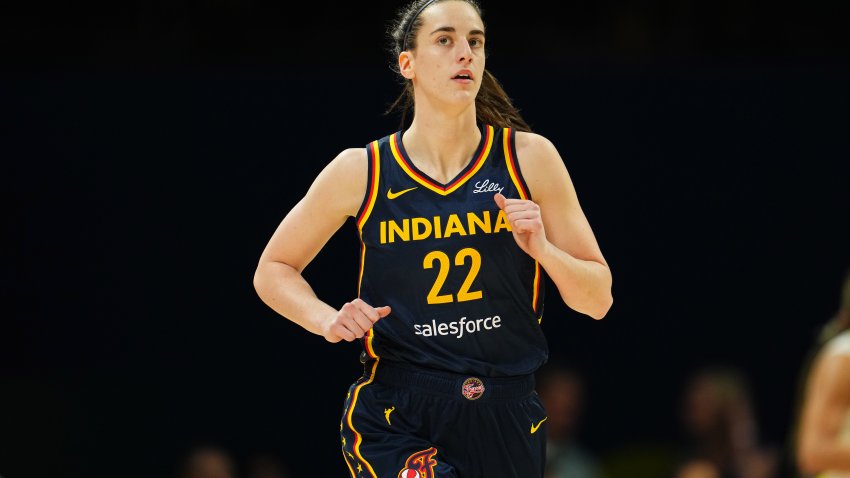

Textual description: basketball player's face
[408,1,486,107]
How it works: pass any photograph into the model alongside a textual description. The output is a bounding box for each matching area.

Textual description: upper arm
[514,131,608,267]
[799,351,850,451]
[257,147,368,273]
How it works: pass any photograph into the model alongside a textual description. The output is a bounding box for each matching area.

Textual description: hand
[322,298,391,343]
[494,193,548,259]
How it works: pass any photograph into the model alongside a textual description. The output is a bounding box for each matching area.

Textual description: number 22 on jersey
[422,247,483,304]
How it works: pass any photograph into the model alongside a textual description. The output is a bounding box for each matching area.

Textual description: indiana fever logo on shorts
[461,377,485,400]
[398,447,438,478]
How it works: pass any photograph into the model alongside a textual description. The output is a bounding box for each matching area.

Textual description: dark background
[3,1,850,477]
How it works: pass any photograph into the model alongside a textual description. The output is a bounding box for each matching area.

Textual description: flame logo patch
[397,447,438,478]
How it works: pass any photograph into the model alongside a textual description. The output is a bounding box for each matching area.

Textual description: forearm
[253,261,337,336]
[537,241,612,320]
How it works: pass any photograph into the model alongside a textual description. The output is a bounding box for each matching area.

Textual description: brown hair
[385,0,532,132]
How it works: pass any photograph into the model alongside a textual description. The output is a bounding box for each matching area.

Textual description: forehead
[419,1,484,32]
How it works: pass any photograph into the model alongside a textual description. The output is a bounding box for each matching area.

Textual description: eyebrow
[429,26,486,36]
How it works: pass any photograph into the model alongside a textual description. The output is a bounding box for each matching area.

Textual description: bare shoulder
[513,131,573,202]
[327,147,368,178]
[514,131,562,167]
[308,147,369,218]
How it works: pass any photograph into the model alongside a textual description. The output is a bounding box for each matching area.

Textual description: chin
[448,90,479,104]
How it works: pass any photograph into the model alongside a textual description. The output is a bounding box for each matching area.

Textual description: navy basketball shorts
[340,360,547,478]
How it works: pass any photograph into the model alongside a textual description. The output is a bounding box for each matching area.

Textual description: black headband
[402,0,439,51]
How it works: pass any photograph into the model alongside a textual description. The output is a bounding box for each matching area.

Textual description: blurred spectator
[537,360,606,478]
[674,365,778,478]
[177,444,236,478]
[246,452,292,478]
[792,268,850,478]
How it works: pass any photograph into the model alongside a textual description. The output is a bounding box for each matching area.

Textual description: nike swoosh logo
[387,187,417,200]
[530,417,548,434]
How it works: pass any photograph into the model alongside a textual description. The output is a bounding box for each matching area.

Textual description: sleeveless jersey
[353,124,548,377]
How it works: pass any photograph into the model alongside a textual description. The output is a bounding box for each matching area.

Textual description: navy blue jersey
[354,124,547,377]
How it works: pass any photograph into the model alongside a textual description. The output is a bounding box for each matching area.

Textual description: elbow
[589,291,613,320]
[253,260,298,302]
[588,267,613,320]
[253,264,268,299]
[563,290,612,320]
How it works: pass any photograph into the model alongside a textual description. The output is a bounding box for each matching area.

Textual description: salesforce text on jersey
[414,315,502,339]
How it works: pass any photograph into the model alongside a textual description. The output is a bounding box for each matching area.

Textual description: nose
[457,38,474,64]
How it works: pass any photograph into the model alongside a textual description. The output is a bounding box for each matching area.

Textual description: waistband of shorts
[367,360,535,401]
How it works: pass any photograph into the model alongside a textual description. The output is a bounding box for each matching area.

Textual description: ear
[399,51,415,80]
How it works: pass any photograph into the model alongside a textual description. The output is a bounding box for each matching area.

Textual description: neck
[403,104,481,184]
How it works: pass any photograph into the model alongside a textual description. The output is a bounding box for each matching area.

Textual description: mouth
[452,70,474,83]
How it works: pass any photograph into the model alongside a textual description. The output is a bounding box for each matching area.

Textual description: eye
[469,37,484,48]
[437,36,452,46]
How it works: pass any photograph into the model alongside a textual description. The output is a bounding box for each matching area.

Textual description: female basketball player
[253,1,612,476]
